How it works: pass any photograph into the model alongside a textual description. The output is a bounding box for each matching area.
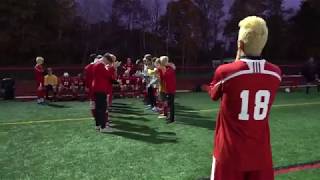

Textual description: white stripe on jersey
[214,59,281,86]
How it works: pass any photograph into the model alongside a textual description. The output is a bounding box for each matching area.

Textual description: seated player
[58,72,74,100]
[119,72,136,97]
[122,58,135,76]
[72,73,86,100]
[44,68,58,101]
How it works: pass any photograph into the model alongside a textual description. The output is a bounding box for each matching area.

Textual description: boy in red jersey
[108,54,121,109]
[160,56,176,124]
[84,54,101,121]
[34,56,45,104]
[92,53,115,133]
[205,16,281,180]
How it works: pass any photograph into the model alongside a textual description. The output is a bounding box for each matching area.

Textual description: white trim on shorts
[211,157,216,180]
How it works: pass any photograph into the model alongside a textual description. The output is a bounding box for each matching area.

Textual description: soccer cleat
[166,120,175,124]
[100,127,113,133]
[152,107,159,112]
[158,115,167,119]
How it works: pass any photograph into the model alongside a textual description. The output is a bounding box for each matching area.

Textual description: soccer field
[0,91,320,180]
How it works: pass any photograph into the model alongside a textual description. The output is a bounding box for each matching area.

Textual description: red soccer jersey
[59,76,73,88]
[106,65,116,94]
[92,62,113,93]
[208,58,282,171]
[73,77,85,88]
[84,63,95,89]
[163,66,176,94]
[34,64,44,85]
[121,76,136,85]
[122,63,135,75]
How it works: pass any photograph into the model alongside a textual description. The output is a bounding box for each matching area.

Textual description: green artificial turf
[277,169,320,180]
[0,90,320,180]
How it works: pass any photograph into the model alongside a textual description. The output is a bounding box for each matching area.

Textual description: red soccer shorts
[211,157,274,180]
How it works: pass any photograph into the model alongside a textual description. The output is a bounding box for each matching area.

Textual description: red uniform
[163,66,176,94]
[162,65,176,122]
[72,76,85,98]
[84,62,97,119]
[84,63,95,99]
[73,77,85,89]
[208,58,281,180]
[59,77,73,89]
[92,62,113,93]
[122,63,135,76]
[107,65,116,106]
[119,76,134,97]
[58,76,74,99]
[34,64,45,98]
[92,61,114,127]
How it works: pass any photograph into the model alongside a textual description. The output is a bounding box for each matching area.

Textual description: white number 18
[238,90,270,121]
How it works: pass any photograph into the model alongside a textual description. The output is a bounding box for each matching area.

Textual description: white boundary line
[0,101,320,126]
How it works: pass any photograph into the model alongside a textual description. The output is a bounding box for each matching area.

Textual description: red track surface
[274,161,320,175]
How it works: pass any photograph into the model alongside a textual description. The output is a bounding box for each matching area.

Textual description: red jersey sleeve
[208,66,224,101]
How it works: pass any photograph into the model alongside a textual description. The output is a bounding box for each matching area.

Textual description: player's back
[213,58,281,171]
[84,63,94,89]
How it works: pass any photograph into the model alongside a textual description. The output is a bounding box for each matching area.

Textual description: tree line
[0,0,319,66]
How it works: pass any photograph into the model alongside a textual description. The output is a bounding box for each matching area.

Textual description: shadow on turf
[175,104,216,130]
[111,121,177,144]
[46,103,71,108]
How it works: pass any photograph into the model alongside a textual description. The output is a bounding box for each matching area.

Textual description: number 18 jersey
[209,58,281,171]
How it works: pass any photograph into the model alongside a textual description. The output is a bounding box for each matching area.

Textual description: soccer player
[72,73,86,100]
[44,68,58,101]
[206,16,281,180]
[92,53,114,133]
[146,58,157,110]
[34,56,45,104]
[122,57,134,76]
[58,72,74,100]
[108,54,121,108]
[155,58,166,118]
[160,56,176,123]
[84,54,101,121]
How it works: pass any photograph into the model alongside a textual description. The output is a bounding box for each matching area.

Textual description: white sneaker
[158,115,167,119]
[100,127,113,133]
[95,126,100,131]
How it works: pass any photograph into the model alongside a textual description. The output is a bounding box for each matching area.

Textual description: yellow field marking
[1,101,320,126]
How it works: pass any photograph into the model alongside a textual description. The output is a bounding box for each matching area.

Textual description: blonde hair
[238,16,268,56]
[110,54,117,62]
[155,58,161,65]
[160,56,169,66]
[36,56,44,64]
